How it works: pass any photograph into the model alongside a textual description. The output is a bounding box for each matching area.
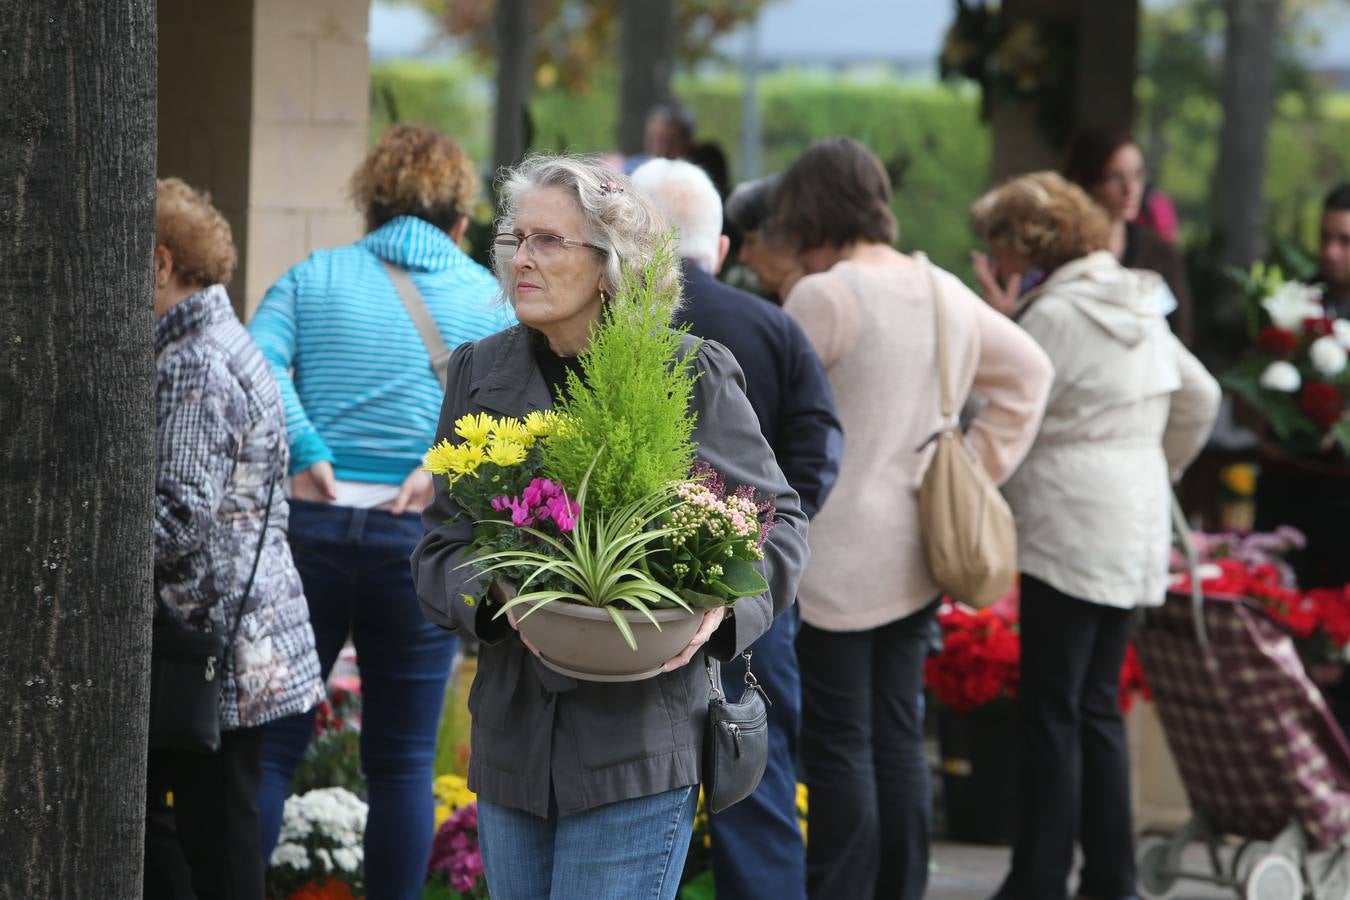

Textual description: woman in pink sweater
[775,138,1053,900]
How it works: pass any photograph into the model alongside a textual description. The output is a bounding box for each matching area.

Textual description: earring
[599,288,609,303]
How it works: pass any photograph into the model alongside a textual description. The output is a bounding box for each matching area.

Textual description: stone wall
[158,0,370,318]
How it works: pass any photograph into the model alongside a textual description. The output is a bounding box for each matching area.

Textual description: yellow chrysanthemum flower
[491,416,532,447]
[486,437,528,468]
[428,442,486,482]
[1220,463,1257,498]
[523,409,557,438]
[454,412,495,448]
[422,439,459,478]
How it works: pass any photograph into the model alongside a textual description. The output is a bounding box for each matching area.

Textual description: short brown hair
[769,137,897,252]
[970,171,1110,273]
[350,123,480,233]
[156,177,237,288]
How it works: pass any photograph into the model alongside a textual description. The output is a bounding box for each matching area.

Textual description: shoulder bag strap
[223,451,280,671]
[382,261,451,390]
[915,253,954,424]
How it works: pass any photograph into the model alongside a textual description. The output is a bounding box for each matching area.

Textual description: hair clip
[601,179,625,195]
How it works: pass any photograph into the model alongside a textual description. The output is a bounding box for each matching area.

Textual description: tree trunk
[1210,0,1282,269]
[618,0,677,155]
[0,2,157,896]
[493,0,532,175]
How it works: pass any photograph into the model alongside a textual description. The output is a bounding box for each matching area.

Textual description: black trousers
[997,575,1135,900]
[797,600,937,900]
[144,726,266,900]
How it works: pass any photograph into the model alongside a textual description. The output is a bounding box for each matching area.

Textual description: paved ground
[928,841,1237,899]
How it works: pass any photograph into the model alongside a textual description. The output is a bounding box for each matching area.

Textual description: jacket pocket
[572,676,683,770]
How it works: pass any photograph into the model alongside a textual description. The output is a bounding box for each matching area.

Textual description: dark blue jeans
[709,606,806,900]
[257,501,457,900]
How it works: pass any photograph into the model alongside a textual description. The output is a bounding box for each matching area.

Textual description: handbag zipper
[205,655,217,681]
[727,722,741,757]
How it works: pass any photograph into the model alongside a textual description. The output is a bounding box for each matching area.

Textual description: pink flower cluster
[491,477,579,533]
[427,803,485,895]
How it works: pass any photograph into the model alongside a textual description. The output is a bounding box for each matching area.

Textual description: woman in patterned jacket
[146,178,324,900]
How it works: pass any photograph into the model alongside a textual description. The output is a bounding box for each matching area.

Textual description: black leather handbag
[703,650,771,814]
[148,466,277,754]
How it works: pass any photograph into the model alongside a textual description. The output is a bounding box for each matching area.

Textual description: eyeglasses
[494,232,605,259]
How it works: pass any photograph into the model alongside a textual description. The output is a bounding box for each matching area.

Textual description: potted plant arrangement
[422,243,776,681]
[267,787,368,900]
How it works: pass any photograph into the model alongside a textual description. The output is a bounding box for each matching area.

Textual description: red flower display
[1257,326,1299,358]
[1170,558,1350,650]
[1300,381,1344,431]
[924,595,1151,714]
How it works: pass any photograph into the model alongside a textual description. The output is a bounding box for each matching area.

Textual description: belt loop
[346,507,367,543]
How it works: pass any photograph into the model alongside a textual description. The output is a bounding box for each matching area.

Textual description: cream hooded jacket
[1004,252,1221,609]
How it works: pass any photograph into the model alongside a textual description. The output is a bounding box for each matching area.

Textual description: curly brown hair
[350,123,480,234]
[156,177,238,288]
[970,171,1110,273]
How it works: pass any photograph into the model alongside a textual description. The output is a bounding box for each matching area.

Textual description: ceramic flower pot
[513,600,702,683]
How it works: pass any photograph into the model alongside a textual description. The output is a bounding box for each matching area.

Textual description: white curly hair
[493,154,672,302]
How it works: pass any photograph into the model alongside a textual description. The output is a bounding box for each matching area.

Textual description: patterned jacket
[154,285,325,729]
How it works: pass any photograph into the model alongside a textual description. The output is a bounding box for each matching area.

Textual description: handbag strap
[382,261,451,390]
[915,253,955,423]
[223,453,280,670]
[705,650,761,703]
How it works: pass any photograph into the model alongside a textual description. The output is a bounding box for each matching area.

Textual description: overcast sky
[370,0,1350,67]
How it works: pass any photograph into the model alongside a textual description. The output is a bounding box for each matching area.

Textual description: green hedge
[369,59,1350,283]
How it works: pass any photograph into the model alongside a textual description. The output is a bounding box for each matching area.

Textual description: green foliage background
[371,48,1350,287]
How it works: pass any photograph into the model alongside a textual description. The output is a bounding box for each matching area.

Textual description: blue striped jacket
[248,216,514,482]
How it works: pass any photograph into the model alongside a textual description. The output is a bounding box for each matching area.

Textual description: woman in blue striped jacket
[249,124,515,899]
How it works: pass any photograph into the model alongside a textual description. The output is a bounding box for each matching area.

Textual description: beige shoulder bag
[916,256,1018,608]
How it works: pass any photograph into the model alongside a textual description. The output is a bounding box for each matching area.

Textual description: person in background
[972,172,1220,900]
[724,175,804,304]
[249,124,514,900]
[1316,183,1350,318]
[412,155,809,900]
[624,102,699,175]
[1060,127,1193,345]
[685,140,731,199]
[774,138,1053,900]
[147,177,324,900]
[632,157,843,900]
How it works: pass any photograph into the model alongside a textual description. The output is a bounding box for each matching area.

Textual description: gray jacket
[412,325,809,816]
[154,285,325,729]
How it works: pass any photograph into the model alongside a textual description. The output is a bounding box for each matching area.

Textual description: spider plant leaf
[606,605,639,652]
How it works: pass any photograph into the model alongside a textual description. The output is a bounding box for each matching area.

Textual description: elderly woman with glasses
[412,155,809,900]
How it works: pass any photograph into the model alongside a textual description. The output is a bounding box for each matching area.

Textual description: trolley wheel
[1138,834,1178,899]
[1235,842,1273,884]
[1245,854,1304,900]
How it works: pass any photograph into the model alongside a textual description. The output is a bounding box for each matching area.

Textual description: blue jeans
[478,787,698,900]
[709,607,806,900]
[257,500,457,900]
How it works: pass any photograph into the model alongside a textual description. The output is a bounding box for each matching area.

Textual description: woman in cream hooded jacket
[1003,250,1220,609]
[974,173,1220,900]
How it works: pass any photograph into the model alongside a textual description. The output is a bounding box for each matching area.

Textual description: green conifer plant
[540,236,698,511]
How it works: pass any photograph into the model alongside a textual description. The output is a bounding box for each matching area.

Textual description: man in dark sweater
[634,159,843,900]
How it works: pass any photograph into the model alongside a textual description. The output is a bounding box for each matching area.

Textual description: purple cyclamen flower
[546,492,579,533]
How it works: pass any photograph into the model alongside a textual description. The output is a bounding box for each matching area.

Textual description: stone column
[247,0,370,316]
[157,0,370,317]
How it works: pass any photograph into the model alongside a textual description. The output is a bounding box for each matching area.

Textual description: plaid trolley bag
[1132,504,1350,900]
